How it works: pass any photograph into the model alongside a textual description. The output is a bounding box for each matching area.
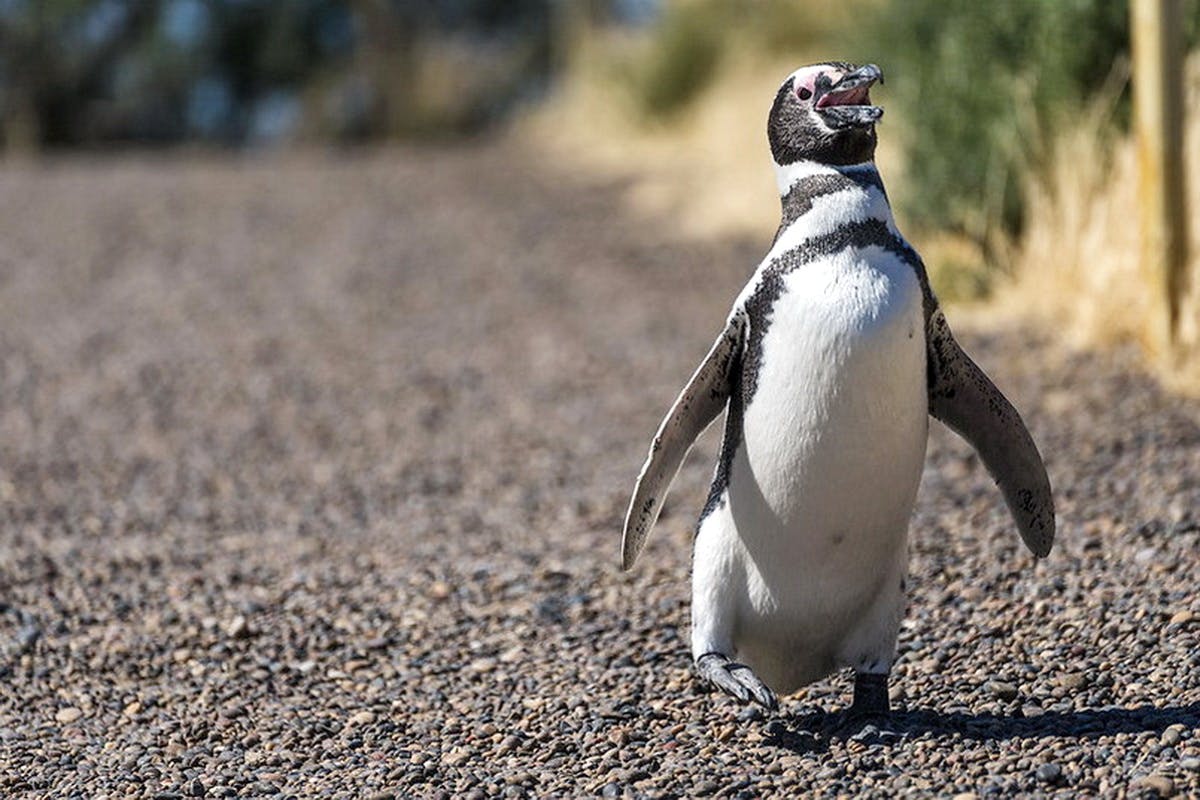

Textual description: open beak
[814,63,884,128]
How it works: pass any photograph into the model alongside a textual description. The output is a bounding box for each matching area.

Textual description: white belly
[697,247,928,690]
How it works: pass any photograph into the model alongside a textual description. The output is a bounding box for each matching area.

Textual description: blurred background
[1,0,1196,379]
[3,6,1200,795]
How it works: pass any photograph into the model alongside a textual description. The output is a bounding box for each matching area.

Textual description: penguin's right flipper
[925,309,1055,558]
[621,312,746,570]
[696,652,778,710]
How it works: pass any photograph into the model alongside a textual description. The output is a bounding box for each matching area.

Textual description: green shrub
[846,0,1199,249]
[629,6,725,118]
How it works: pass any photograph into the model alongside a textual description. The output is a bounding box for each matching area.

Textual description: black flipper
[622,312,746,570]
[926,309,1055,557]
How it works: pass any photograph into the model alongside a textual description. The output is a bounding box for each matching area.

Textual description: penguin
[621,62,1054,717]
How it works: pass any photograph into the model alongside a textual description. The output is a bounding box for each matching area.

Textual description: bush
[847,0,1199,249]
[628,6,725,118]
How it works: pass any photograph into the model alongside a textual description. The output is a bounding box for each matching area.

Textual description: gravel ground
[0,144,1198,799]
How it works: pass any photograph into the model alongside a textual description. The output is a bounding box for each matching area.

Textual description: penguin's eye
[797,87,812,101]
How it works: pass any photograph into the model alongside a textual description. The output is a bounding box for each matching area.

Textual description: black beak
[814,63,884,129]
[834,63,884,91]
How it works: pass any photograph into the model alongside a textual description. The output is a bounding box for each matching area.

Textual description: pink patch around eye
[794,74,818,100]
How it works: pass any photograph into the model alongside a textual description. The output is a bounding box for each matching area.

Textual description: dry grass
[520,40,790,244]
[518,16,904,247]
[997,55,1200,391]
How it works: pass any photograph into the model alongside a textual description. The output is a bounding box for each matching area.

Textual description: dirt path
[1,143,1198,798]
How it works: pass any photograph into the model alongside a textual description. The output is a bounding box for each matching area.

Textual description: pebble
[15,624,41,653]
[1134,547,1158,565]
[1035,763,1063,784]
[224,616,252,640]
[443,749,471,767]
[1131,774,1175,797]
[55,707,83,725]
[986,681,1018,701]
[1057,672,1088,690]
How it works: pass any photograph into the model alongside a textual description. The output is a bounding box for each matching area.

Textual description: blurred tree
[0,1,161,151]
[0,0,597,150]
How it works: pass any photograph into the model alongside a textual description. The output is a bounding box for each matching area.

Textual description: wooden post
[1131,0,1188,351]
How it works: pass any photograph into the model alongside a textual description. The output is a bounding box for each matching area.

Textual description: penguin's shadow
[764,702,1200,754]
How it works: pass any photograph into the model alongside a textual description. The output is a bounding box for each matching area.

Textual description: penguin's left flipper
[621,312,746,570]
[926,309,1056,558]
[695,652,778,710]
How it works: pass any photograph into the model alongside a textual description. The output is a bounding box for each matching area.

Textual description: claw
[695,653,778,711]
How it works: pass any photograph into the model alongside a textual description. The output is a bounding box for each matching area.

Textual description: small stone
[429,581,452,600]
[1057,672,1088,690]
[600,784,621,798]
[499,734,521,753]
[187,778,206,797]
[1035,763,1062,784]
[952,793,979,800]
[349,710,376,726]
[1180,758,1200,772]
[55,707,83,725]
[15,624,41,654]
[123,701,142,717]
[1168,610,1195,626]
[225,615,252,639]
[1160,728,1181,746]
[1131,774,1175,797]
[505,771,532,786]
[987,681,1018,701]
[737,706,763,722]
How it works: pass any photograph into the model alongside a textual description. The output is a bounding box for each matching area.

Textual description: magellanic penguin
[621,62,1055,716]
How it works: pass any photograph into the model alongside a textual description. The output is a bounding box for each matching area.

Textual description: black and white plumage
[622,63,1054,716]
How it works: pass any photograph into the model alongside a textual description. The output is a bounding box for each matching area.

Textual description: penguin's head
[768,62,884,167]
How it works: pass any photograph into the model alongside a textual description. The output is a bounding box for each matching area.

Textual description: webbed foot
[695,652,778,711]
[831,672,904,742]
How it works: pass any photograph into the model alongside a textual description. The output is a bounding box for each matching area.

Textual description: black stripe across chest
[745,190,932,404]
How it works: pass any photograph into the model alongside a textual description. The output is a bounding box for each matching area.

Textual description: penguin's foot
[695,652,778,711]
[827,672,905,742]
[848,671,890,719]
